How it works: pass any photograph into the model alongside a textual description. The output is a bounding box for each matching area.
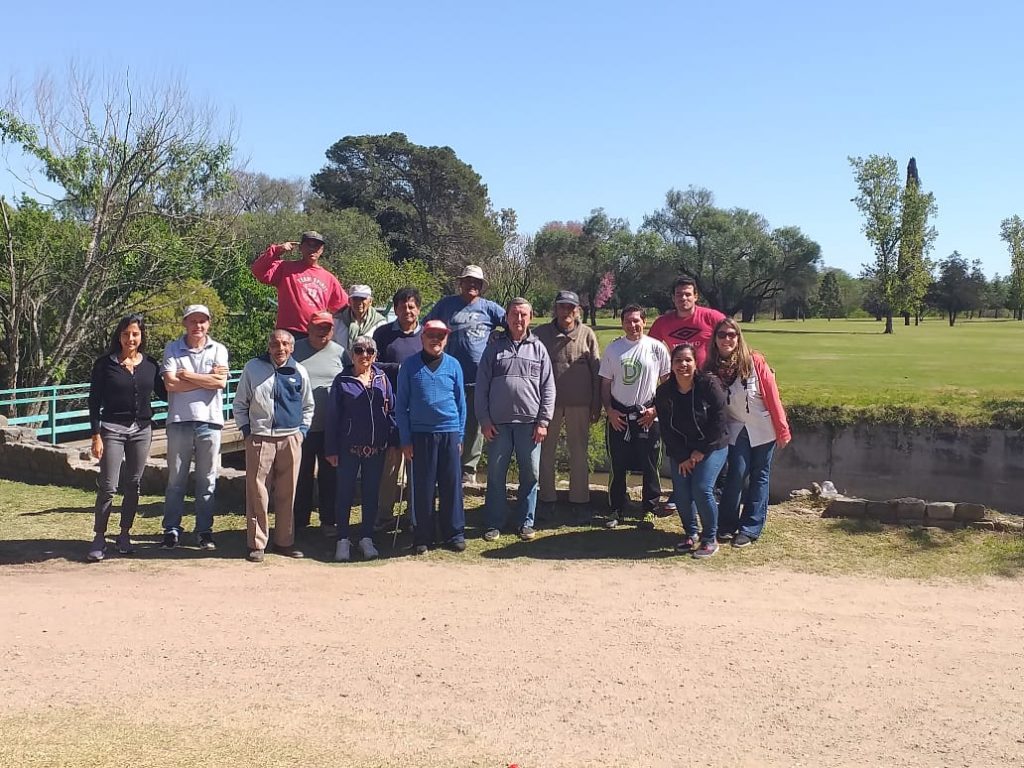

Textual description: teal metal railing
[0,370,243,444]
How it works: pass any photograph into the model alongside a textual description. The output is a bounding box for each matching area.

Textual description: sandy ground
[1,559,1022,768]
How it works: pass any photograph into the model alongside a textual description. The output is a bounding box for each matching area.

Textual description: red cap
[308,311,335,328]
[423,319,449,335]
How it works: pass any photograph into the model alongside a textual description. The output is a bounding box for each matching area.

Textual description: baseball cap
[423,319,450,335]
[308,311,335,327]
[554,290,581,306]
[349,284,372,299]
[182,304,211,320]
[300,230,325,244]
[457,265,487,287]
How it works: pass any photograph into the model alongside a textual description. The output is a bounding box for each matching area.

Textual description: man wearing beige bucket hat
[423,265,505,483]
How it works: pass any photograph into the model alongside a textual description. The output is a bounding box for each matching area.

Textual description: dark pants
[334,449,386,540]
[605,418,662,515]
[409,431,465,547]
[94,425,153,534]
[294,430,336,527]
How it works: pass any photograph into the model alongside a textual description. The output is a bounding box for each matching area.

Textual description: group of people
[85,230,790,563]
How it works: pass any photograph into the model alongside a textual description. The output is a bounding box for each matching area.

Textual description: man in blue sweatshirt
[476,298,556,542]
[423,265,505,484]
[234,330,314,562]
[396,319,467,555]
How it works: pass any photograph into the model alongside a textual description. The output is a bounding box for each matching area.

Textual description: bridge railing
[0,370,244,444]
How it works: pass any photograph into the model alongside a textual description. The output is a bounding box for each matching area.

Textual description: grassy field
[591,316,1024,428]
[2,479,1021,579]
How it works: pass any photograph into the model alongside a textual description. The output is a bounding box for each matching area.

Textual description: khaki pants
[539,405,592,504]
[376,446,410,528]
[245,432,302,551]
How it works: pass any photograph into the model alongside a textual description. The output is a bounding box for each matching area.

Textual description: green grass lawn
[2,479,1021,579]
[592,316,1024,428]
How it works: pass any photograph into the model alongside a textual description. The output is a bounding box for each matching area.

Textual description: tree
[643,187,821,319]
[929,251,984,326]
[999,215,1024,320]
[895,158,937,325]
[816,270,843,320]
[214,170,308,214]
[0,68,234,398]
[849,154,937,333]
[310,132,501,275]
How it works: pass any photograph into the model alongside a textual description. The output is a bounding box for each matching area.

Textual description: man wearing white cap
[334,284,387,355]
[424,265,505,483]
[160,304,229,551]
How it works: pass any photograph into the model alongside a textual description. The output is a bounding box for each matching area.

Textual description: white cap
[350,284,372,299]
[183,304,211,319]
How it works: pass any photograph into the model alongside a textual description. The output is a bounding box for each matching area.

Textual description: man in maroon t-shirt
[648,275,727,368]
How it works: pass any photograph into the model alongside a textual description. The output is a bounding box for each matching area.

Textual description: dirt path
[1,559,1022,767]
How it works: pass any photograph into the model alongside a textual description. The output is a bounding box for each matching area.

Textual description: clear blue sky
[4,0,1023,277]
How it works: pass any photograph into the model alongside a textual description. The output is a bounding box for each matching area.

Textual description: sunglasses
[716,331,738,339]
[352,346,376,355]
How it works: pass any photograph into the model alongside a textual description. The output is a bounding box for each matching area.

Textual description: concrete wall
[772,424,1024,514]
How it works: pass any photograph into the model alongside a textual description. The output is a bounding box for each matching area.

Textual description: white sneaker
[334,539,351,562]
[358,537,379,560]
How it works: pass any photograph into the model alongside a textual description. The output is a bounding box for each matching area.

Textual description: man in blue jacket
[234,330,314,562]
[396,320,467,555]
[476,298,556,542]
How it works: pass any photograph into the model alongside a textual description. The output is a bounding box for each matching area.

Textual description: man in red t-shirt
[648,275,727,368]
[251,231,349,337]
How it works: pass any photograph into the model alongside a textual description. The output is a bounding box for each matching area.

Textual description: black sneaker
[732,533,755,548]
[197,532,216,551]
[717,531,736,544]
[674,535,696,553]
[604,512,621,530]
[160,530,179,550]
[446,538,467,552]
[519,525,536,541]
[413,544,429,556]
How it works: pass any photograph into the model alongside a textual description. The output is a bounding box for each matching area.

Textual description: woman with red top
[704,318,791,547]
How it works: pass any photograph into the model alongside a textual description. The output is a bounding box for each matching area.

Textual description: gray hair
[269,329,295,345]
[352,335,377,352]
[506,297,532,314]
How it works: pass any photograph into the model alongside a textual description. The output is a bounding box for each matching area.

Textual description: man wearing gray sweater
[476,298,555,542]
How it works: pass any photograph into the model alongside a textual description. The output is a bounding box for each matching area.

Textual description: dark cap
[554,290,580,307]
[300,231,325,244]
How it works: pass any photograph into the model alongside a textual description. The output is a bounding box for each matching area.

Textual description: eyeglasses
[716,331,738,340]
[352,346,375,355]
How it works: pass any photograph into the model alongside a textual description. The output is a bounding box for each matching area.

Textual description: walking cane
[392,456,408,550]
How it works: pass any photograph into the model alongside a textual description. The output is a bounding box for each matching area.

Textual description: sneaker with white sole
[334,539,351,562]
[692,541,720,560]
[358,537,379,560]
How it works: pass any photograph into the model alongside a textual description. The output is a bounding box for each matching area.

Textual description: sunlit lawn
[592,316,1024,427]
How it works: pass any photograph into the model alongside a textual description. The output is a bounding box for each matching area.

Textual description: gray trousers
[462,384,485,476]
[93,425,153,534]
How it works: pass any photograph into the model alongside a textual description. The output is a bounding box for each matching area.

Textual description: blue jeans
[670,446,728,543]
[334,449,386,540]
[162,421,222,535]
[485,423,541,531]
[720,428,777,540]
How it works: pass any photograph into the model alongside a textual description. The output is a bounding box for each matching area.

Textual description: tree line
[2,71,1023,404]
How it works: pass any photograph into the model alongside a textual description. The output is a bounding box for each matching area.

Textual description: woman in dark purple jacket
[86,314,167,561]
[325,335,396,562]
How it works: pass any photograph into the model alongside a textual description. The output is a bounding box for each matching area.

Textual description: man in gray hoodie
[476,298,555,542]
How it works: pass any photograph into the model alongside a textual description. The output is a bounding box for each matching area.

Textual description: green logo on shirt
[622,357,642,385]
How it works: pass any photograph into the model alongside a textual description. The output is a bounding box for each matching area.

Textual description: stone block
[954,502,986,522]
[824,497,867,519]
[901,519,925,528]
[968,521,996,531]
[925,502,956,521]
[894,497,926,520]
[865,500,897,523]
[994,519,1024,533]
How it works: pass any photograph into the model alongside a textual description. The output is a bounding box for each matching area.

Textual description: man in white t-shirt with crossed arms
[598,303,671,530]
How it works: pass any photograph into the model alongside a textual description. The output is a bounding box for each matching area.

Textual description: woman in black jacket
[654,343,728,559]
[86,314,167,561]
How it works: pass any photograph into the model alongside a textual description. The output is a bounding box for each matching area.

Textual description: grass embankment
[592,317,1024,429]
[2,480,1021,579]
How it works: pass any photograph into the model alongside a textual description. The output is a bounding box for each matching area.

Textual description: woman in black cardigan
[654,343,728,559]
[86,314,166,561]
